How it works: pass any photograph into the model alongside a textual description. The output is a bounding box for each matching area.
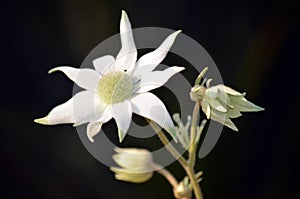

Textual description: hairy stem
[147,119,188,168]
[185,167,204,199]
[189,102,200,167]
[152,163,178,188]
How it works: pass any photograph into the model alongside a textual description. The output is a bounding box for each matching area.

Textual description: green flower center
[97,72,134,104]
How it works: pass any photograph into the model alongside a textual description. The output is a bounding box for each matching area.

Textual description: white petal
[134,30,181,76]
[35,90,105,125]
[87,122,102,143]
[72,91,107,125]
[34,97,75,125]
[134,66,185,93]
[86,106,113,142]
[113,148,152,169]
[130,92,176,139]
[112,100,132,142]
[49,66,100,91]
[115,11,137,72]
[93,55,116,74]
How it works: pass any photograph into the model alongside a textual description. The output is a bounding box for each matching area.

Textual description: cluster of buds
[190,68,264,131]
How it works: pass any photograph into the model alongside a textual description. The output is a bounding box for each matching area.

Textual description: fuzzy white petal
[49,67,100,91]
[87,122,103,143]
[112,148,152,169]
[130,92,176,139]
[34,97,75,125]
[86,106,113,142]
[115,11,137,72]
[112,100,132,142]
[134,30,181,76]
[93,55,116,74]
[72,91,106,125]
[134,66,185,93]
[35,90,104,125]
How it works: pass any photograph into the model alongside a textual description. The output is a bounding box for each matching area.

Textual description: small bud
[173,182,192,199]
[110,148,154,183]
[190,85,206,102]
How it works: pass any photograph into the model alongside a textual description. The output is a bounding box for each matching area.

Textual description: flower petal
[112,100,132,142]
[110,167,153,183]
[134,66,185,93]
[134,30,181,76]
[115,11,137,72]
[34,90,105,125]
[49,66,100,91]
[72,91,107,126]
[112,148,152,169]
[34,97,75,125]
[87,122,103,143]
[86,106,113,142]
[93,55,116,74]
[130,92,176,139]
[201,99,211,119]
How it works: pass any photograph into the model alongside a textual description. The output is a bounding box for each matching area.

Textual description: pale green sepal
[205,86,219,98]
[201,99,210,119]
[210,109,238,131]
[217,85,245,96]
[227,107,242,118]
[205,98,227,112]
[230,96,264,112]
[218,88,233,108]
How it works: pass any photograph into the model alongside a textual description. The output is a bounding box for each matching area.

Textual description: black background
[1,0,299,198]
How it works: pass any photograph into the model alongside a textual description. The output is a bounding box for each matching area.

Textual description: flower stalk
[148,118,205,199]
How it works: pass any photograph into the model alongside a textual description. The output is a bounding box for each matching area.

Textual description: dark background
[1,0,299,198]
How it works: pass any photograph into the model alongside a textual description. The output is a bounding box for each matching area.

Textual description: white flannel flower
[110,147,154,183]
[192,84,264,131]
[34,11,184,142]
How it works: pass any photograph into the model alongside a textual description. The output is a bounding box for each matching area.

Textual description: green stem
[147,118,204,199]
[147,119,188,168]
[185,167,204,199]
[152,163,178,188]
[189,102,200,167]
[187,102,205,199]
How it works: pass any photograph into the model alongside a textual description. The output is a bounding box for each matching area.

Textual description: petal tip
[118,129,127,143]
[87,135,95,143]
[34,117,48,125]
[48,68,58,74]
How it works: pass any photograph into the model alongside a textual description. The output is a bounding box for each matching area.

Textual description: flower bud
[190,85,206,102]
[201,84,264,131]
[110,148,154,183]
[173,182,192,199]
